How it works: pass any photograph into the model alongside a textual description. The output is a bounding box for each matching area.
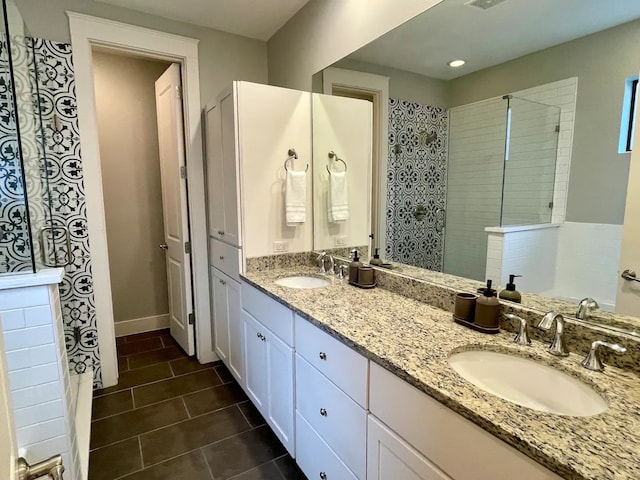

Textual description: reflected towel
[328,171,349,223]
[286,170,306,224]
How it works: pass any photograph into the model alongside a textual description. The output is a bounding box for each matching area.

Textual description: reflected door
[386,99,448,271]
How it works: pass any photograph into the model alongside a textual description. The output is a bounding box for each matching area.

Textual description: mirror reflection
[314,0,640,328]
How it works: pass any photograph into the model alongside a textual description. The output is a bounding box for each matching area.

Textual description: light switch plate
[273,241,289,252]
[334,236,348,247]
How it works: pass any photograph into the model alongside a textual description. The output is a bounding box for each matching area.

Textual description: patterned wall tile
[386,99,448,272]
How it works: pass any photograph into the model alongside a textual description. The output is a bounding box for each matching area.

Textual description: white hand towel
[285,170,306,225]
[328,171,349,223]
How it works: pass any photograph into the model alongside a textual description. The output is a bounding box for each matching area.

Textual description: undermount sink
[448,350,607,417]
[274,276,330,289]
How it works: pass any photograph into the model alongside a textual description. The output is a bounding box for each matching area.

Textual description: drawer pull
[219,256,224,260]
[319,352,327,360]
[320,408,327,417]
[218,230,225,236]
[256,332,266,341]
[219,279,226,285]
[320,473,327,480]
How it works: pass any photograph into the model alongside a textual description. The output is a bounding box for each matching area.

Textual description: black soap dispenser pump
[499,274,522,304]
[349,249,363,284]
[370,248,383,266]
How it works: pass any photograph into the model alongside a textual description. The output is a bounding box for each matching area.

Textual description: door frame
[69,12,213,388]
[322,67,389,257]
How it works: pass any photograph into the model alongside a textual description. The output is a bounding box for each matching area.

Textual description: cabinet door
[243,311,268,412]
[205,102,225,240]
[227,278,243,386]
[265,330,295,456]
[220,89,240,246]
[211,268,229,363]
[367,415,452,480]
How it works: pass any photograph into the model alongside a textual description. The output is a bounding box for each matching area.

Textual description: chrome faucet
[576,297,599,321]
[536,311,569,357]
[505,314,531,346]
[581,340,626,372]
[317,252,334,275]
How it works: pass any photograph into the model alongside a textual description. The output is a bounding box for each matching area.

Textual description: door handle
[18,454,64,480]
[622,269,640,283]
[159,243,168,251]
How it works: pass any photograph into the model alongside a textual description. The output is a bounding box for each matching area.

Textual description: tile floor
[89,329,307,480]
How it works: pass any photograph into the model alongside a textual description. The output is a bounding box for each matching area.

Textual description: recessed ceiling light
[448,59,466,68]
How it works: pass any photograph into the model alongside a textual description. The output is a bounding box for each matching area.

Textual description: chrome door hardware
[159,243,168,251]
[581,340,626,372]
[38,226,72,267]
[319,352,327,360]
[320,473,327,480]
[622,269,640,283]
[18,454,64,480]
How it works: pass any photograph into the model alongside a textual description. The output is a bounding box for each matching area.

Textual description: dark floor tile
[160,335,179,349]
[119,356,129,373]
[128,346,184,370]
[140,405,251,465]
[232,461,284,480]
[183,382,247,417]
[274,455,306,480]
[94,363,173,396]
[124,329,169,343]
[92,390,133,420]
[133,369,221,407]
[116,336,126,346]
[170,357,216,376]
[119,450,212,480]
[88,437,142,480]
[118,337,163,357]
[202,425,286,480]
[238,401,266,428]
[90,397,188,449]
[215,364,235,384]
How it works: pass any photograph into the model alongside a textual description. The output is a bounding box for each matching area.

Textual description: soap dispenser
[499,274,522,303]
[370,248,383,266]
[349,249,363,284]
[475,280,500,329]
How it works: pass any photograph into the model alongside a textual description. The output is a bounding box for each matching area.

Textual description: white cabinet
[211,267,243,385]
[367,415,451,480]
[205,88,240,247]
[242,283,295,456]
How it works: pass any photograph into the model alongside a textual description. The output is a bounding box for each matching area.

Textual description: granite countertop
[241,267,640,480]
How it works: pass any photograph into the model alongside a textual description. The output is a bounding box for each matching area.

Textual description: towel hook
[284,148,308,172]
[327,150,347,174]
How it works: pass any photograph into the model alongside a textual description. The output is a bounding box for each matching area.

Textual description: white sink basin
[448,350,607,417]
[274,276,330,289]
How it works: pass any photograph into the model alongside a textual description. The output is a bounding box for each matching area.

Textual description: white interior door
[0,325,19,480]
[616,77,640,315]
[156,63,195,355]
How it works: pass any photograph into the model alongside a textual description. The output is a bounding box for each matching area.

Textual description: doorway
[92,50,196,358]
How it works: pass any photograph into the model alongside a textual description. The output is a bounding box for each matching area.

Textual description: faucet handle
[506,314,531,346]
[336,264,347,279]
[581,340,626,372]
[576,297,599,320]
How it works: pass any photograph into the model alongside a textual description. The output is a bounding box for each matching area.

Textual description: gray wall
[16,0,268,106]
[447,19,640,225]
[93,51,170,323]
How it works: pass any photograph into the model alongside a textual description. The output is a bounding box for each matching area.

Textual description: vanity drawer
[296,412,358,480]
[210,237,241,280]
[296,355,367,479]
[295,314,368,407]
[241,282,293,346]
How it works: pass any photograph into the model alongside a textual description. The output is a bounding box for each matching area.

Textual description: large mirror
[313,0,640,333]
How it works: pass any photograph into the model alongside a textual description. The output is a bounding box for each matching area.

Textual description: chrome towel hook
[284,147,308,172]
[327,150,347,174]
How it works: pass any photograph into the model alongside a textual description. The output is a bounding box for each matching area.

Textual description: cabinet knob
[320,408,327,417]
[319,352,327,360]
[320,472,327,480]
[219,256,224,260]
[218,230,225,236]
[219,279,226,285]
[256,332,265,341]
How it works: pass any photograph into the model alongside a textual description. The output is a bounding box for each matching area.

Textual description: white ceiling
[347,0,640,80]
[94,0,310,41]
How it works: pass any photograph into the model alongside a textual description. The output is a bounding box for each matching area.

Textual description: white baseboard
[114,314,170,337]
